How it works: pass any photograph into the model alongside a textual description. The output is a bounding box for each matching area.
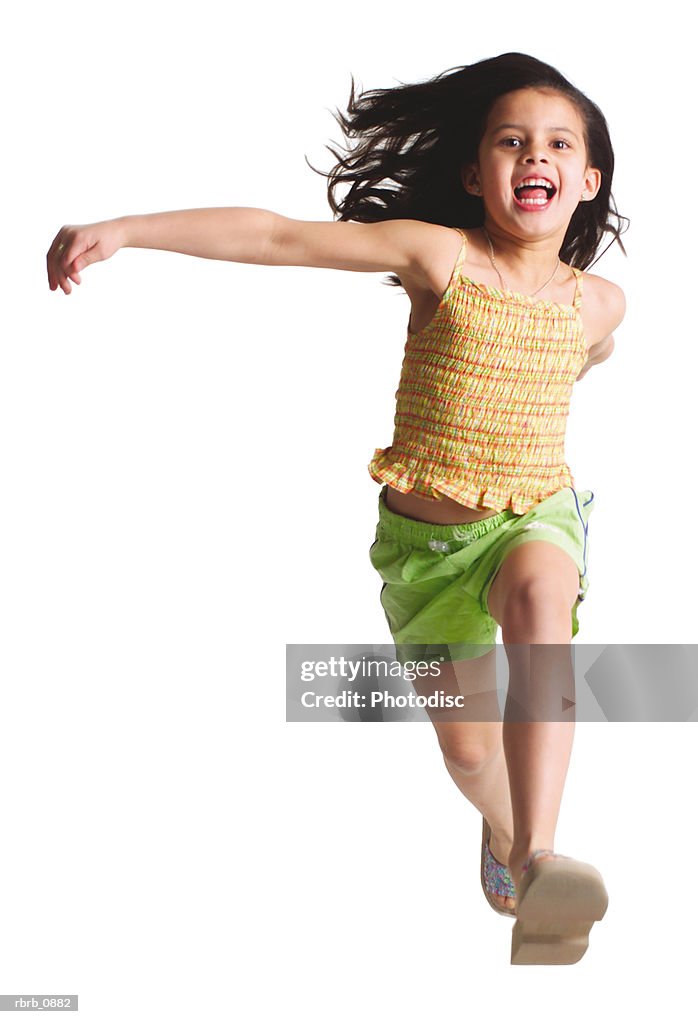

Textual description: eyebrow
[491,123,580,140]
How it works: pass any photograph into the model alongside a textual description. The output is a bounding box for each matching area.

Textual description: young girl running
[46,52,627,965]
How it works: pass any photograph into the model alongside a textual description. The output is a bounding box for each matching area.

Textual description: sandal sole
[511,858,608,965]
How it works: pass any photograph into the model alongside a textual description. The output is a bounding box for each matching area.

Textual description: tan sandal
[511,849,609,965]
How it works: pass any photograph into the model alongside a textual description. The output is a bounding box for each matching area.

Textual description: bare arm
[576,333,615,381]
[575,279,626,381]
[122,208,436,276]
[47,208,438,294]
[119,207,279,263]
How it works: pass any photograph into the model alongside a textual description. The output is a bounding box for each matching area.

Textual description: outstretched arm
[47,209,441,295]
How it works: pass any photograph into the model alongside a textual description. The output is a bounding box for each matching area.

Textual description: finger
[47,242,67,291]
[56,256,72,293]
[66,255,83,286]
[60,250,88,290]
[51,241,70,292]
[46,252,57,290]
[57,248,76,294]
[55,261,69,293]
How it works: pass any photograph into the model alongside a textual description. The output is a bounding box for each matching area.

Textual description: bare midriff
[384,484,502,525]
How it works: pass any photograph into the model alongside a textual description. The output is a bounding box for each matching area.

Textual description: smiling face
[462,87,602,241]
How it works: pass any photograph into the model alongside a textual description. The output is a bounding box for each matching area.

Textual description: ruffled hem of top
[368,448,571,516]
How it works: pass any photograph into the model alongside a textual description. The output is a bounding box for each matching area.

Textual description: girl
[46,52,627,965]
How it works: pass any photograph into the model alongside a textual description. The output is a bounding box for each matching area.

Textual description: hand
[46,219,126,294]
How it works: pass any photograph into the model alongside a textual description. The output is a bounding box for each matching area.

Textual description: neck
[481,220,565,284]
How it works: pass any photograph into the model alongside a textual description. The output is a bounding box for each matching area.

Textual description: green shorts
[369,485,595,664]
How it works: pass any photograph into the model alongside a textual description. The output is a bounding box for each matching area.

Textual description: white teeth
[514,177,555,206]
[516,177,554,188]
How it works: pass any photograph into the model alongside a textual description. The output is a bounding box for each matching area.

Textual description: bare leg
[413,650,516,911]
[485,542,581,895]
[442,737,514,857]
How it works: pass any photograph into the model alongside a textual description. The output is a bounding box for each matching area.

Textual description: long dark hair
[309,52,629,287]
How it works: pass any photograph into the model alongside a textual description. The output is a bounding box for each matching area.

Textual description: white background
[2,0,696,1020]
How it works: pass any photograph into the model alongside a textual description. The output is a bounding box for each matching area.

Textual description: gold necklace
[482,228,560,298]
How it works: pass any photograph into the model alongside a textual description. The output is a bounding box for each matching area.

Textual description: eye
[552,139,571,149]
[500,137,522,148]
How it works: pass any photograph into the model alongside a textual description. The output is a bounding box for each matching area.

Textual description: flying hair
[307,52,629,288]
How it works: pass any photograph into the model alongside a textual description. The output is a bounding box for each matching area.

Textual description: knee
[439,736,496,775]
[500,577,572,629]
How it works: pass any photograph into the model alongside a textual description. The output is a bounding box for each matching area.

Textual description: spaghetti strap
[572,267,583,311]
[451,226,468,275]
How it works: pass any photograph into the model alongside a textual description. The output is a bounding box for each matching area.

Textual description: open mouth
[513,177,557,208]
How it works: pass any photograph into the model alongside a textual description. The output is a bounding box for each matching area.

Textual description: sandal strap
[484,840,516,898]
[520,848,571,876]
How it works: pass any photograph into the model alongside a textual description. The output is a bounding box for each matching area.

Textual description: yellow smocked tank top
[368,227,588,514]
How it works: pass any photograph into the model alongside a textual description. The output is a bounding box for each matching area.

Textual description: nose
[524,151,548,165]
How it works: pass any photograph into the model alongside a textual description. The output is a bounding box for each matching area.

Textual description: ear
[461,163,483,198]
[580,166,602,203]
